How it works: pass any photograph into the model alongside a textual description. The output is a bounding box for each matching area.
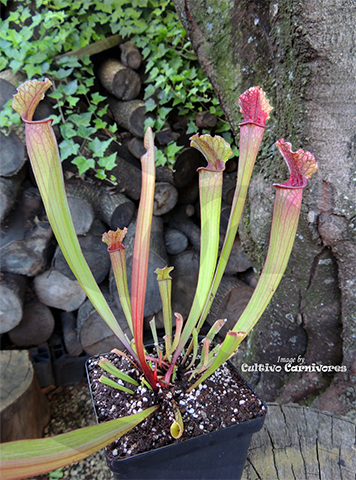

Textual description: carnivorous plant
[0,79,317,480]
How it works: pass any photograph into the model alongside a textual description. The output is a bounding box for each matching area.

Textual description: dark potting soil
[87,350,266,461]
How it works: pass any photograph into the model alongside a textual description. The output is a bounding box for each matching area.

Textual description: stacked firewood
[0,41,256,372]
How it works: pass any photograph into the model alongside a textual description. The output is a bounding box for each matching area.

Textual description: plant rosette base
[86,349,267,480]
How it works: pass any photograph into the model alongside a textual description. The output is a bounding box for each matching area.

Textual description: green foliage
[0,0,237,174]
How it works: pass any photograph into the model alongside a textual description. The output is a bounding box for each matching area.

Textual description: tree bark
[174,0,356,417]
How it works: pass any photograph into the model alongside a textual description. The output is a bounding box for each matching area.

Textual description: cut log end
[8,302,55,347]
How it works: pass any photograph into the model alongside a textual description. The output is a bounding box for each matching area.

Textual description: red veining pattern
[274,139,318,189]
[238,86,273,127]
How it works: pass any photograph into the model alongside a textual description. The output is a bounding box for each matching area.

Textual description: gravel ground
[24,381,114,480]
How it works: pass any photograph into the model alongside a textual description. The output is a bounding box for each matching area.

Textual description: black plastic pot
[86,355,266,480]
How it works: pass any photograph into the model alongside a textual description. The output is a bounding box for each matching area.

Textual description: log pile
[0,39,255,382]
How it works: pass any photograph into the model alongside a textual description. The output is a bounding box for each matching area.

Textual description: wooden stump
[109,98,148,137]
[155,128,180,145]
[223,235,252,275]
[98,59,141,100]
[8,301,55,347]
[241,403,356,480]
[222,172,237,205]
[0,272,26,334]
[0,130,26,177]
[34,269,87,312]
[177,178,199,205]
[126,136,146,159]
[0,350,50,442]
[0,78,17,109]
[119,41,142,70]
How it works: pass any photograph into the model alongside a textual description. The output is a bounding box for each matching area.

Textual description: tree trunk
[206,276,254,340]
[65,180,96,235]
[174,0,356,417]
[109,156,142,201]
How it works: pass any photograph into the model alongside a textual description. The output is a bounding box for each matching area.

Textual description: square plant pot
[86,353,266,480]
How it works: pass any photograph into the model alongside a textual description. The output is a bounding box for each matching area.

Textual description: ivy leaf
[59,138,80,161]
[72,156,95,175]
[62,79,78,96]
[60,122,77,139]
[145,98,156,112]
[88,136,113,158]
[91,92,107,105]
[97,152,117,171]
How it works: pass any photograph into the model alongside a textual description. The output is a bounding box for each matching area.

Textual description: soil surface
[87,350,266,461]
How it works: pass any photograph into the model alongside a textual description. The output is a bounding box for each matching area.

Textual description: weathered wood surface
[242,403,356,480]
[0,350,50,442]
